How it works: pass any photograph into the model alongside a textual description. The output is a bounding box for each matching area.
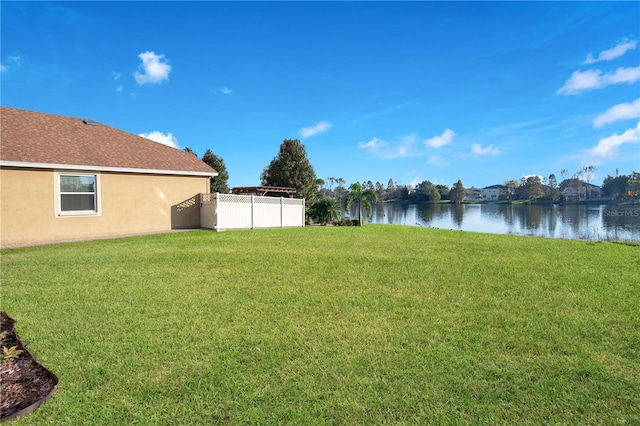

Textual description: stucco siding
[1,167,209,246]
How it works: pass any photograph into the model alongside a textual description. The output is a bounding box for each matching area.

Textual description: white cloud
[359,137,387,151]
[1,55,21,72]
[471,143,501,156]
[583,39,637,65]
[589,122,640,158]
[424,128,455,148]
[522,174,543,182]
[299,121,332,138]
[593,98,640,128]
[395,145,409,157]
[556,67,640,95]
[112,72,123,92]
[408,176,422,188]
[210,87,233,95]
[134,51,171,85]
[138,131,179,148]
[395,133,419,157]
[359,134,424,159]
[427,155,448,166]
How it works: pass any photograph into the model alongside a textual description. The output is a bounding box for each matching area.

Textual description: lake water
[348,203,640,241]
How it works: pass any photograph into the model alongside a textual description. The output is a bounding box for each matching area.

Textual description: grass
[1,226,639,424]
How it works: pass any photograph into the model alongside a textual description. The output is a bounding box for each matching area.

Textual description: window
[56,173,101,216]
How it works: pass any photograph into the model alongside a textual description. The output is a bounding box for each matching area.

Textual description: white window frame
[54,172,102,217]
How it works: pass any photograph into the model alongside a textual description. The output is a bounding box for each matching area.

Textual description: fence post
[302,198,306,227]
[215,192,220,231]
[251,195,255,229]
[280,197,284,228]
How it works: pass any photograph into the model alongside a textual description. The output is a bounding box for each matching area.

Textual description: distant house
[561,181,602,201]
[481,184,504,200]
[465,188,482,201]
[0,107,218,247]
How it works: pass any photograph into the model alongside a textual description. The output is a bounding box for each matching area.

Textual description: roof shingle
[0,107,217,176]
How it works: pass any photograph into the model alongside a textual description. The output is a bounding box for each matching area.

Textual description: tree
[183,147,197,156]
[316,178,327,198]
[547,174,560,202]
[436,184,450,200]
[309,198,341,225]
[386,179,396,200]
[429,188,441,203]
[334,178,348,201]
[260,139,318,203]
[449,180,466,204]
[560,177,585,202]
[327,177,336,193]
[375,181,385,201]
[201,149,230,194]
[345,182,378,226]
[602,173,631,202]
[520,176,544,202]
[412,180,440,203]
[413,180,431,203]
[628,172,640,203]
[397,185,410,201]
[581,165,597,200]
[503,179,520,204]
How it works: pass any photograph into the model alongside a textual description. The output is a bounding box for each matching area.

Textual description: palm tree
[309,198,341,225]
[315,178,327,198]
[345,182,378,226]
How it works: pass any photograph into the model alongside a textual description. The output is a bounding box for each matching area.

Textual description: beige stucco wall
[0,167,209,246]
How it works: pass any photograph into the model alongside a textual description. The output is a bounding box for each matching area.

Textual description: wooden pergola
[231,186,297,198]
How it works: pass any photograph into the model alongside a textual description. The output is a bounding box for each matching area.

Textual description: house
[0,107,218,247]
[481,184,504,200]
[464,188,482,201]
[587,183,603,199]
[561,181,602,201]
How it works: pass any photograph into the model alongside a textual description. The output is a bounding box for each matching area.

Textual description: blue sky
[2,1,639,190]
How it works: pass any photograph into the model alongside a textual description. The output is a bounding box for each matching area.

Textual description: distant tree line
[185,139,638,228]
[316,167,639,205]
[601,171,640,203]
[318,178,453,204]
[503,167,639,204]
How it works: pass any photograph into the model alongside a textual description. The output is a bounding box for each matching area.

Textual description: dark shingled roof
[0,106,217,176]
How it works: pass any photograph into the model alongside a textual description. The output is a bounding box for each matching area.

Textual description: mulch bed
[0,312,58,422]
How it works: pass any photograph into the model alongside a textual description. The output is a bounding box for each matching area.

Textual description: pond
[347,203,640,241]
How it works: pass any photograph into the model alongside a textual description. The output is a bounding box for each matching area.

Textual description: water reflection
[602,206,640,240]
[450,204,465,227]
[417,202,443,224]
[348,203,640,241]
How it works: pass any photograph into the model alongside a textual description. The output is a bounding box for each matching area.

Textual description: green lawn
[1,226,639,424]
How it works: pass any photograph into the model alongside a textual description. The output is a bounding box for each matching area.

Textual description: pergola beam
[231,186,297,198]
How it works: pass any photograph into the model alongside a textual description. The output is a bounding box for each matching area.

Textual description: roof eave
[0,161,219,178]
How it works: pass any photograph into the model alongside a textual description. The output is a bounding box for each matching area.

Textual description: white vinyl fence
[200,193,305,231]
